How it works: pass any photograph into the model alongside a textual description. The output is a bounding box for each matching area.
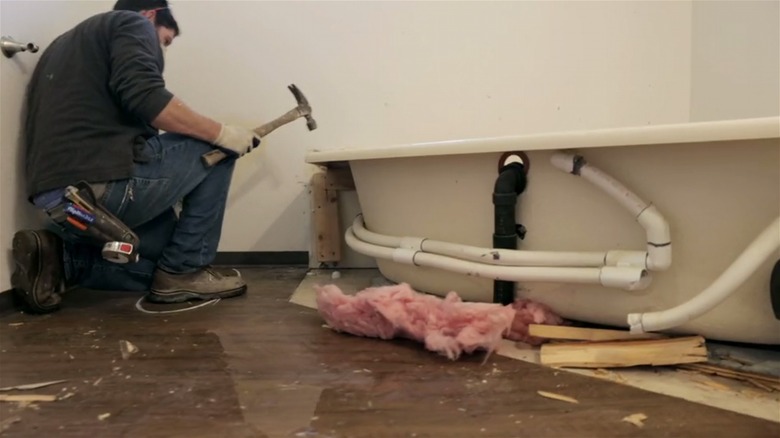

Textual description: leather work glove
[213,124,261,157]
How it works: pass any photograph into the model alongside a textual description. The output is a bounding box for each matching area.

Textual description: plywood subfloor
[0,267,778,437]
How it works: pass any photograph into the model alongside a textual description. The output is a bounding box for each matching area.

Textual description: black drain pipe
[493,157,528,305]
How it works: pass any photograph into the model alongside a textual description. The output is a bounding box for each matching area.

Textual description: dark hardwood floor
[0,267,778,437]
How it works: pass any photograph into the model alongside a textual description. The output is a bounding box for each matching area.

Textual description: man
[13,0,258,313]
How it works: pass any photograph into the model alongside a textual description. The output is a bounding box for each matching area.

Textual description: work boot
[148,266,247,303]
[11,230,65,313]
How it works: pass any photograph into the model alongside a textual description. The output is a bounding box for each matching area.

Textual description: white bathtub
[306,117,780,344]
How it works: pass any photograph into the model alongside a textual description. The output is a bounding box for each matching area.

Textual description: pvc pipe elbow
[599,266,652,291]
[638,205,670,245]
[637,205,672,270]
[647,245,672,271]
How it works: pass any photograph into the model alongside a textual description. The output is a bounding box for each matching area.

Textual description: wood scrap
[0,380,67,391]
[529,324,666,342]
[622,413,647,428]
[592,368,628,384]
[540,336,707,368]
[536,390,579,404]
[119,340,139,360]
[677,363,780,391]
[0,394,57,402]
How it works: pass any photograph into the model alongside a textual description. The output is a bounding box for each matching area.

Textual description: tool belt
[43,181,140,264]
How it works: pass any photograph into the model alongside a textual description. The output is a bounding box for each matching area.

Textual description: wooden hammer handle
[200,107,306,167]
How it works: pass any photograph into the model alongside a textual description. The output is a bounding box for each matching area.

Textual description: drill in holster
[44,181,140,264]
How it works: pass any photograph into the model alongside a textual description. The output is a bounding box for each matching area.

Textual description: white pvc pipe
[627,216,780,333]
[352,216,402,248]
[550,153,646,216]
[345,226,651,290]
[421,239,607,267]
[550,152,672,271]
[351,215,648,269]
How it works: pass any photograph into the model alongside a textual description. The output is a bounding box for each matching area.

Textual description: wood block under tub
[310,165,356,264]
[311,171,342,263]
[528,324,667,342]
[539,336,708,368]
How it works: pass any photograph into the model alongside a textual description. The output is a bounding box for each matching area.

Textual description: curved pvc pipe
[346,226,651,290]
[550,152,672,271]
[351,215,646,268]
[627,216,780,333]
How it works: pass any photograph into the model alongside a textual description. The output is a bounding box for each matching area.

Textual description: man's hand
[151,98,262,156]
[213,124,261,157]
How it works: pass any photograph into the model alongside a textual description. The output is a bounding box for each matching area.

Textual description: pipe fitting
[400,237,424,251]
[392,248,418,265]
[599,266,652,291]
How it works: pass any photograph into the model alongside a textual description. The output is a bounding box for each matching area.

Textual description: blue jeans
[54,133,237,291]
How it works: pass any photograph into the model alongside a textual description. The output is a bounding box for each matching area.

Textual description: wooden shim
[529,324,666,342]
[540,335,708,368]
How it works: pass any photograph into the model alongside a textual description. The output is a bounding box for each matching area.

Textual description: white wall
[0,0,112,290]
[690,0,780,121]
[6,1,776,287]
[162,0,693,253]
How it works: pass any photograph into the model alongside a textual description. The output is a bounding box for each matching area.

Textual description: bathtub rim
[305,116,780,164]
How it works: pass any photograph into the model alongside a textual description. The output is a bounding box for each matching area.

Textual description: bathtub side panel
[348,139,780,344]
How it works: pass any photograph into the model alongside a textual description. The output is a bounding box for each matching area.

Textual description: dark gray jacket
[24,10,174,198]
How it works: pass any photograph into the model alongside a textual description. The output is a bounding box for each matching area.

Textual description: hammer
[201,84,317,167]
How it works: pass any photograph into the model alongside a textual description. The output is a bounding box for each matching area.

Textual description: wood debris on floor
[621,413,648,428]
[533,324,708,368]
[531,324,780,393]
[678,363,780,392]
[0,394,58,403]
[0,380,68,391]
[536,390,579,404]
[540,335,708,368]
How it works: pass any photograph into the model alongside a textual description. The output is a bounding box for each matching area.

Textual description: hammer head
[287,84,317,131]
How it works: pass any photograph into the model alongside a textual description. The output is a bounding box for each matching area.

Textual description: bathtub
[305,117,780,344]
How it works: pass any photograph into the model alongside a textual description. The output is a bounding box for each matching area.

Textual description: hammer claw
[288,83,316,131]
[288,84,308,106]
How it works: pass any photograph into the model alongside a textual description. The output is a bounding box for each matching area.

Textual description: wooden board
[540,336,708,368]
[310,171,343,263]
[529,324,666,342]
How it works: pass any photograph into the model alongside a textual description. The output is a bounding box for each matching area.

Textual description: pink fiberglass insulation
[505,298,565,345]
[315,283,563,360]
